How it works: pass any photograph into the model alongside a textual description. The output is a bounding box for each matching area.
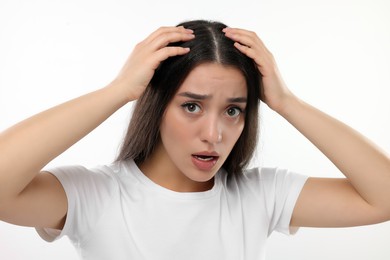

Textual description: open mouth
[193,155,218,161]
[191,153,220,171]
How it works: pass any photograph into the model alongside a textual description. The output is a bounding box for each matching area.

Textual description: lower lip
[191,156,219,171]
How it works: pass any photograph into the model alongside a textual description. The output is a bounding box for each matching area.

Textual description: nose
[200,115,222,144]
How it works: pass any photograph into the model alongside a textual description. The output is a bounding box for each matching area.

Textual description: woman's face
[144,63,247,192]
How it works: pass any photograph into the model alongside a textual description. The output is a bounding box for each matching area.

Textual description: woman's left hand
[223,27,293,113]
[224,28,390,229]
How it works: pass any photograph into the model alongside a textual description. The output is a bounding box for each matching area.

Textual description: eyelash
[181,102,244,118]
[181,103,201,114]
[226,107,243,118]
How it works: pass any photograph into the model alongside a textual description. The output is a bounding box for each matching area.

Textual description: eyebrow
[178,91,247,103]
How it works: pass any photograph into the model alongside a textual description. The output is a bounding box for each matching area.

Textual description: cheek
[160,110,193,145]
[225,120,245,144]
[225,124,245,154]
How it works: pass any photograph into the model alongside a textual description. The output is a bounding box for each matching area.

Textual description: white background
[1,0,390,259]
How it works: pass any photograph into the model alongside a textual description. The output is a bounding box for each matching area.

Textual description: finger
[224,29,274,69]
[233,41,274,76]
[150,46,191,69]
[223,27,261,41]
[233,42,259,62]
[223,27,270,53]
[223,27,255,37]
[144,26,183,42]
[224,30,258,49]
[148,30,195,51]
[145,26,194,46]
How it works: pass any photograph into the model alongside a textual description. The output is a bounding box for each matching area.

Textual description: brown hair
[116,20,261,176]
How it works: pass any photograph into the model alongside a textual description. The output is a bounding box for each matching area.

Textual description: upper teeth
[196,156,213,161]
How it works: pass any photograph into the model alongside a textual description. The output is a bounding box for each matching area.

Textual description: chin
[185,168,219,183]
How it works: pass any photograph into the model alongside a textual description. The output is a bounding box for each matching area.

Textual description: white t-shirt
[37,160,308,260]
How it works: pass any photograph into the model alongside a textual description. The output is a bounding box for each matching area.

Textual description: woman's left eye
[226,107,242,117]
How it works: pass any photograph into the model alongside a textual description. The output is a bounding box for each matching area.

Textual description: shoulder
[236,167,298,184]
[226,167,308,195]
[44,161,128,194]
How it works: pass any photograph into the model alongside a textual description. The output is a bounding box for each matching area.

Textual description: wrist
[102,81,133,108]
[105,79,137,104]
[272,92,302,118]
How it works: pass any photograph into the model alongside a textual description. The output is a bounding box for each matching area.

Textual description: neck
[138,142,214,192]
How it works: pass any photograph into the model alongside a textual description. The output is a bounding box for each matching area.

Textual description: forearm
[0,83,129,200]
[278,95,390,212]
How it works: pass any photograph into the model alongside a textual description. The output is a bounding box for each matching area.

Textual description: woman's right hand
[111,26,194,101]
[0,25,193,230]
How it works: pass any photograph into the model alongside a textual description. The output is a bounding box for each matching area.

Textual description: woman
[0,20,389,259]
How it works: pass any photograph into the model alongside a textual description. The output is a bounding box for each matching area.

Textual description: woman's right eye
[181,103,201,114]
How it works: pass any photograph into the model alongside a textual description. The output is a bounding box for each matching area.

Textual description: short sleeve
[36,165,117,243]
[260,168,308,235]
[239,167,308,236]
